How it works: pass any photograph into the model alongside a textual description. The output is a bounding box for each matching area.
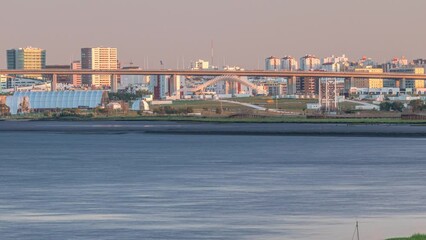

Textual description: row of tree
[379,100,426,112]
[108,90,151,101]
[408,99,426,112]
[379,101,404,112]
[153,106,194,115]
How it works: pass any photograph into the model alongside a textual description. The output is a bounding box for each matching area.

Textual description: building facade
[71,61,82,86]
[353,67,384,89]
[119,66,146,90]
[322,54,348,64]
[191,59,210,70]
[45,65,71,84]
[81,47,118,86]
[7,47,46,79]
[297,77,318,95]
[299,54,321,71]
[357,56,376,68]
[265,56,281,70]
[280,56,298,71]
[321,62,340,72]
[148,75,183,100]
[390,67,425,89]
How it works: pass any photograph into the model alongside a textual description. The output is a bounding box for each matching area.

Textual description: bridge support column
[110,74,118,93]
[170,74,181,99]
[344,77,354,94]
[287,76,297,95]
[401,78,406,90]
[51,74,58,92]
[231,80,235,97]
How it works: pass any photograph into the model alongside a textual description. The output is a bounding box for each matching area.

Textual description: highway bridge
[2,69,425,93]
[1,69,426,79]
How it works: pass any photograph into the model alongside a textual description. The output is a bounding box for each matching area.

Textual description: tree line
[380,100,426,112]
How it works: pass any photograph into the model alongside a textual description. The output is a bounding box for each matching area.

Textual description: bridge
[2,69,426,79]
[187,75,260,94]
[2,69,425,93]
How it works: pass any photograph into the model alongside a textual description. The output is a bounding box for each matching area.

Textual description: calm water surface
[1,123,426,239]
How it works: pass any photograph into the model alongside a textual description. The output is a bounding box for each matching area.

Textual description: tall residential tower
[7,47,46,79]
[81,47,118,86]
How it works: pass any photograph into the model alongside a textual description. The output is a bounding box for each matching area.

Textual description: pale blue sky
[0,0,425,69]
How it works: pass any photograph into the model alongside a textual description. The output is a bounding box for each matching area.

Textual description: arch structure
[188,75,258,93]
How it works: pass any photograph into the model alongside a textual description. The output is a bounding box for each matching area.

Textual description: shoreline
[2,120,426,137]
[2,115,426,125]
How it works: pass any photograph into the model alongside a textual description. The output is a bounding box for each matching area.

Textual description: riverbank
[3,115,426,125]
[2,120,426,137]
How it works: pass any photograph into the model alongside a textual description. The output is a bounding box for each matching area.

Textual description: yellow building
[7,47,46,79]
[81,47,118,86]
[354,67,383,88]
[0,75,7,90]
[390,67,425,89]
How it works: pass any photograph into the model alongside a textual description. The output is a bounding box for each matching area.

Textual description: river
[1,121,425,239]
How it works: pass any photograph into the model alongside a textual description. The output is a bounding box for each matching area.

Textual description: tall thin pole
[182,56,185,69]
[211,40,214,67]
[352,221,360,240]
[356,221,360,240]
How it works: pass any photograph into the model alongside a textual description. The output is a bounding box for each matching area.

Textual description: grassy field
[162,97,361,116]
[387,234,426,240]
[228,97,360,112]
[229,97,316,112]
[153,100,253,112]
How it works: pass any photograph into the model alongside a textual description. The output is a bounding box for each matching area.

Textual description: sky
[0,0,425,69]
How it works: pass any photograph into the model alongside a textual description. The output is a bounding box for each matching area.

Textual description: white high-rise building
[191,59,209,70]
[358,56,376,67]
[299,54,321,71]
[321,54,349,72]
[322,54,348,64]
[149,75,182,100]
[120,66,146,89]
[265,56,281,70]
[81,47,118,86]
[321,62,341,72]
[281,56,298,71]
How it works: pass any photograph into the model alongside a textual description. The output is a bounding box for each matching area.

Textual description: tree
[409,99,424,112]
[215,107,223,115]
[108,90,152,102]
[391,101,404,112]
[186,107,194,114]
[380,102,392,111]
[135,90,152,97]
[0,104,10,116]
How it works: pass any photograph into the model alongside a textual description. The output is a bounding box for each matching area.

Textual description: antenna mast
[351,221,360,240]
[211,40,214,68]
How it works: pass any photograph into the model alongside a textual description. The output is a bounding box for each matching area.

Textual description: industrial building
[5,91,108,114]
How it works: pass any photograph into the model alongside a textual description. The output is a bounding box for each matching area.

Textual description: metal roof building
[8,91,108,114]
